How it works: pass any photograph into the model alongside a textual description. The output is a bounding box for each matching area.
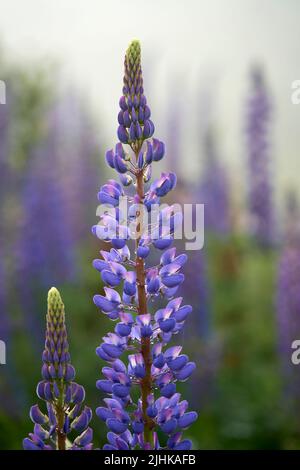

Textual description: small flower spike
[23,287,93,450]
[92,40,197,449]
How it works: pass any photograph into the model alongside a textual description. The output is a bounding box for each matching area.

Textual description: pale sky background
[0,0,300,210]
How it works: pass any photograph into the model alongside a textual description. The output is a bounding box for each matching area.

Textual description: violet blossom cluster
[23,287,93,450]
[92,40,197,450]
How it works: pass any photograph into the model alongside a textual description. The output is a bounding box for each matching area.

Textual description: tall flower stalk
[92,40,197,450]
[23,287,93,450]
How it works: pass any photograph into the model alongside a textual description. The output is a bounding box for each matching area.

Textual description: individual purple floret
[245,66,274,246]
[92,40,197,449]
[23,287,93,450]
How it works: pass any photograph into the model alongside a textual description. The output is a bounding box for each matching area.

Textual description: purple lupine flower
[184,248,219,410]
[16,164,68,345]
[245,67,274,246]
[0,248,11,402]
[19,157,73,287]
[50,95,101,243]
[0,97,10,344]
[199,130,231,236]
[23,287,93,450]
[0,250,9,349]
[16,109,79,344]
[0,90,25,412]
[0,89,10,330]
[18,108,77,285]
[184,245,210,337]
[165,81,182,175]
[0,87,10,173]
[276,193,300,404]
[169,181,220,411]
[92,40,197,449]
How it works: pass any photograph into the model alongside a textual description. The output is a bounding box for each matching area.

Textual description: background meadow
[1,0,300,449]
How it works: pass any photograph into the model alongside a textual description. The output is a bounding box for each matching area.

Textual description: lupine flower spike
[199,129,230,236]
[277,193,300,405]
[23,287,93,450]
[92,40,198,450]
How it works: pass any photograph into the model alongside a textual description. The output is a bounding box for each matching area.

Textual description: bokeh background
[1,0,300,449]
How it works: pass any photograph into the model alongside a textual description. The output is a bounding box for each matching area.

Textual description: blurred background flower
[0,0,300,449]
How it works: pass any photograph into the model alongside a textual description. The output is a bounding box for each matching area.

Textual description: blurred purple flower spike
[23,288,93,450]
[246,67,275,246]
